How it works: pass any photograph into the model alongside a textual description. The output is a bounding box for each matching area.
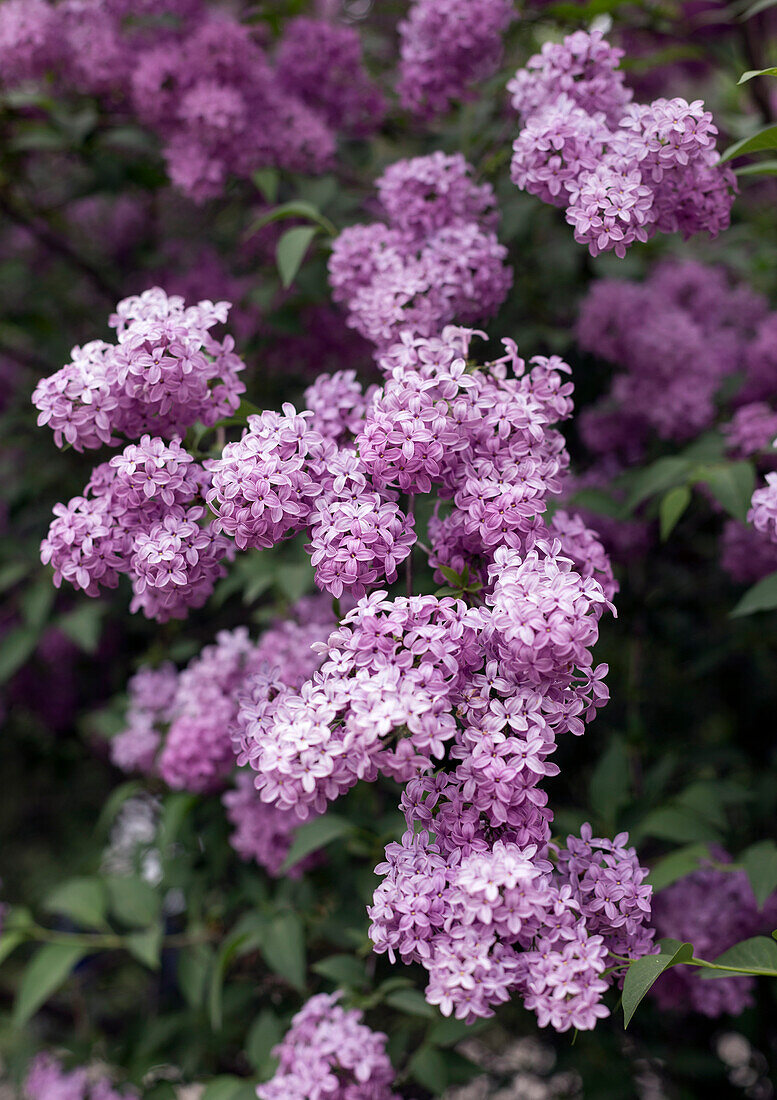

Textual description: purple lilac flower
[509,31,735,257]
[397,0,515,120]
[257,992,399,1100]
[23,1053,136,1100]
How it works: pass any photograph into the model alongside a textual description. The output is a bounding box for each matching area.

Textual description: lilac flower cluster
[112,598,334,874]
[397,0,515,120]
[0,4,383,201]
[328,154,511,352]
[40,435,231,621]
[509,31,735,256]
[223,325,653,1028]
[577,262,766,450]
[24,1053,135,1100]
[33,288,245,452]
[257,992,399,1100]
[651,853,777,1017]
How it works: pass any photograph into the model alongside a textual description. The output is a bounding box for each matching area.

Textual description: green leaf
[741,841,777,908]
[568,487,625,520]
[408,1046,449,1090]
[622,942,694,1027]
[276,225,318,288]
[735,159,777,176]
[126,924,163,969]
[701,936,777,977]
[245,1008,282,1076]
[158,791,198,852]
[248,200,335,234]
[637,806,721,844]
[739,66,777,83]
[279,813,355,874]
[0,624,40,683]
[201,1077,256,1100]
[696,462,755,522]
[730,571,777,617]
[13,943,86,1027]
[625,457,692,511]
[0,933,25,967]
[385,987,436,1018]
[660,485,691,540]
[312,954,368,988]
[252,168,279,203]
[646,844,710,891]
[589,736,630,828]
[177,943,213,1009]
[21,581,55,629]
[209,927,253,1030]
[57,604,104,653]
[105,876,160,929]
[438,564,465,587]
[259,912,306,991]
[44,877,107,931]
[721,123,777,162]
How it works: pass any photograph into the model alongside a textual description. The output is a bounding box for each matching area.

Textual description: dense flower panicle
[550,511,618,603]
[130,14,335,200]
[397,0,514,120]
[222,769,321,878]
[723,403,777,460]
[0,0,59,86]
[206,404,332,551]
[304,371,379,444]
[509,31,735,256]
[276,17,386,137]
[576,262,761,450]
[651,855,777,1017]
[257,992,399,1100]
[41,439,231,621]
[23,1054,135,1100]
[329,155,511,352]
[33,288,245,452]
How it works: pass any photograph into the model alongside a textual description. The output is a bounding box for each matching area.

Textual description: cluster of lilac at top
[651,851,777,1017]
[571,260,777,585]
[509,31,735,257]
[112,596,334,876]
[257,992,398,1100]
[223,326,654,1029]
[397,0,514,120]
[0,2,383,201]
[328,153,512,352]
[23,1053,135,1100]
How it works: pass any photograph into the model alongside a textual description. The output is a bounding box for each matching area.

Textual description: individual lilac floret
[397,0,514,120]
[748,472,777,543]
[276,17,386,137]
[257,992,399,1100]
[33,288,245,451]
[508,31,735,257]
[328,154,511,353]
[651,853,777,1017]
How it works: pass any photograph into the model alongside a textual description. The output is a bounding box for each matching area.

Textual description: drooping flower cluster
[257,992,399,1100]
[651,853,777,1017]
[328,154,511,351]
[111,598,334,874]
[509,31,735,256]
[397,0,515,120]
[40,436,232,621]
[33,288,245,452]
[23,1053,135,1100]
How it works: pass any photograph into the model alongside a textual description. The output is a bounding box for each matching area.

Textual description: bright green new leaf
[739,66,777,82]
[13,943,87,1027]
[622,942,694,1026]
[721,123,777,162]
